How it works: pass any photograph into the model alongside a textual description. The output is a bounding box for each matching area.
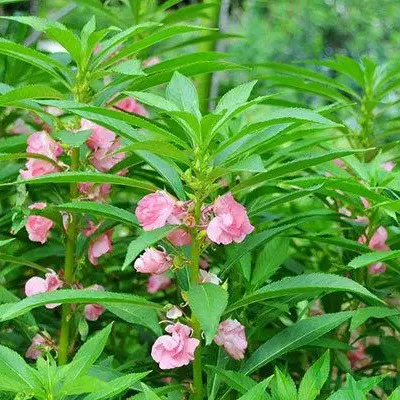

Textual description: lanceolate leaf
[206,366,257,394]
[241,312,354,375]
[188,284,228,344]
[51,202,138,226]
[350,307,400,331]
[348,250,400,269]
[0,172,158,192]
[0,290,161,322]
[0,85,64,106]
[226,273,383,313]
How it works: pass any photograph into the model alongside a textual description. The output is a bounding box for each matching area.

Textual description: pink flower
[151,323,200,370]
[25,202,54,244]
[381,161,396,172]
[143,57,160,68]
[199,270,221,285]
[333,158,346,169]
[82,119,116,151]
[368,262,386,275]
[166,306,183,320]
[83,285,105,322]
[135,191,178,231]
[88,230,113,265]
[134,248,172,274]
[90,139,125,172]
[25,334,49,360]
[339,207,351,217]
[115,97,149,117]
[147,274,171,294]
[9,118,30,135]
[24,270,63,309]
[78,182,111,202]
[207,193,254,245]
[167,228,191,246]
[347,341,369,369]
[20,131,62,178]
[26,131,63,158]
[214,319,247,360]
[199,257,209,270]
[82,220,100,237]
[355,216,369,225]
[360,197,371,209]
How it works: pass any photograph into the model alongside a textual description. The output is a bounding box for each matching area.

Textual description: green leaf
[327,375,366,400]
[215,80,257,113]
[0,85,64,106]
[107,304,161,335]
[166,72,201,119]
[83,372,149,400]
[0,171,158,192]
[61,324,112,385]
[108,59,146,76]
[55,130,92,147]
[51,202,137,226]
[350,307,399,331]
[348,250,400,269]
[124,91,178,112]
[356,375,385,394]
[237,377,272,400]
[61,375,108,395]
[0,252,47,273]
[206,366,257,394]
[241,312,353,375]
[0,345,37,391]
[271,367,297,400]
[388,385,400,400]
[232,150,365,194]
[122,225,177,270]
[0,238,15,247]
[227,273,382,314]
[141,383,163,400]
[188,284,228,344]
[0,289,161,322]
[298,351,330,400]
[252,237,290,286]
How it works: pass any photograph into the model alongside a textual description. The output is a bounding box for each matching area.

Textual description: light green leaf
[51,202,137,226]
[166,72,201,119]
[124,91,178,112]
[55,130,92,147]
[215,80,257,113]
[206,366,257,394]
[0,289,161,322]
[141,383,163,400]
[188,284,228,344]
[227,274,382,313]
[61,375,108,395]
[108,59,146,76]
[350,307,399,331]
[271,367,297,400]
[122,225,177,270]
[241,312,353,375]
[348,250,400,269]
[83,372,149,400]
[0,171,158,192]
[298,351,330,400]
[0,85,64,106]
[237,377,272,400]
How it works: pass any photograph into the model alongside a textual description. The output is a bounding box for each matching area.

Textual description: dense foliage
[0,1,400,399]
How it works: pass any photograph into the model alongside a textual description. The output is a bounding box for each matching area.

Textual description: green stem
[58,147,80,365]
[190,198,203,399]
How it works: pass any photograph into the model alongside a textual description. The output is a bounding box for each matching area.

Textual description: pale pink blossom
[199,270,221,285]
[355,216,369,225]
[25,334,50,360]
[333,158,346,169]
[166,306,183,320]
[88,230,113,265]
[167,228,191,246]
[82,220,100,237]
[134,247,172,274]
[135,191,178,231]
[339,207,351,217]
[25,202,54,244]
[78,182,111,202]
[90,140,125,172]
[9,118,30,134]
[199,257,209,270]
[147,274,171,294]
[207,193,254,245]
[24,270,63,309]
[214,319,247,360]
[84,284,106,322]
[82,119,116,151]
[143,57,160,68]
[151,323,200,370]
[347,341,370,369]
[368,262,386,275]
[20,131,62,178]
[115,97,149,117]
[381,161,396,172]
[360,197,371,209]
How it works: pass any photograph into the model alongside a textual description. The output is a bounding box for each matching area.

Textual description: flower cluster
[134,190,252,369]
